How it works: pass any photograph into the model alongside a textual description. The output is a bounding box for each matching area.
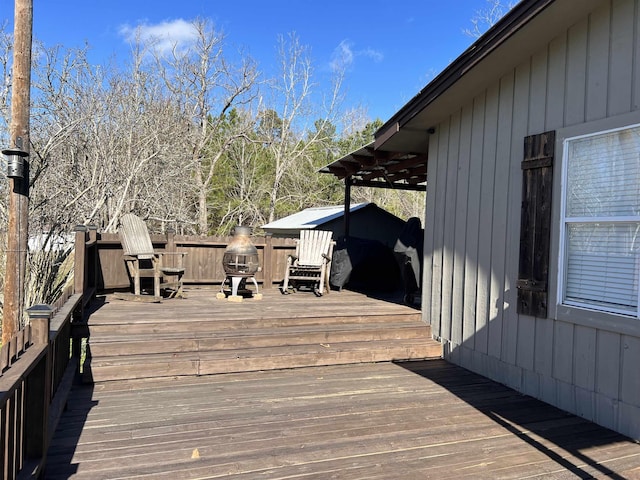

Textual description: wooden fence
[74,227,298,294]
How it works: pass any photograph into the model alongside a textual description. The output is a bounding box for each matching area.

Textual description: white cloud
[330,40,383,71]
[361,48,384,63]
[119,19,198,55]
[330,40,355,71]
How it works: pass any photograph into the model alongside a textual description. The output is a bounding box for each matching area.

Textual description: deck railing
[0,288,82,479]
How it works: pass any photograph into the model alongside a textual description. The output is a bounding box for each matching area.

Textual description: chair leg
[153,259,161,298]
[317,267,325,296]
[154,272,161,298]
[282,260,291,294]
[133,260,141,296]
[164,275,184,299]
[324,263,331,295]
[176,274,184,298]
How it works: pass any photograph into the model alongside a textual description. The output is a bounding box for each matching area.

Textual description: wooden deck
[82,287,441,382]
[44,287,640,478]
[46,360,640,479]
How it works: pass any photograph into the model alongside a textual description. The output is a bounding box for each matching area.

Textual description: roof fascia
[374,0,555,148]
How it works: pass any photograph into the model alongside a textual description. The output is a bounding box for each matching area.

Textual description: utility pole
[2,0,33,345]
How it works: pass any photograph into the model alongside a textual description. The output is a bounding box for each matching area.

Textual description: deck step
[88,323,431,356]
[85,313,423,335]
[85,340,442,382]
[84,289,442,382]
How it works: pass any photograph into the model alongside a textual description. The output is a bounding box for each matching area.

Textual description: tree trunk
[196,166,208,235]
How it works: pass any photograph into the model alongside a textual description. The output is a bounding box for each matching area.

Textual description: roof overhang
[375,0,604,152]
[321,0,604,191]
[319,142,427,191]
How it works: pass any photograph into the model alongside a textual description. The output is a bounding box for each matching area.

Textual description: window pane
[566,126,640,217]
[565,223,640,313]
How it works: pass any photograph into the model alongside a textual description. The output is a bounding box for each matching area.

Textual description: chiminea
[222,226,259,276]
[220,226,260,300]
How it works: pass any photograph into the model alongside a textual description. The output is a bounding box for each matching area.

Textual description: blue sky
[2,1,493,122]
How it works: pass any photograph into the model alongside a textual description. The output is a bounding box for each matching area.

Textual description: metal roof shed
[262,202,407,248]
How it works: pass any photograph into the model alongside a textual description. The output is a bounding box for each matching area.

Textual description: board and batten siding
[424,0,640,440]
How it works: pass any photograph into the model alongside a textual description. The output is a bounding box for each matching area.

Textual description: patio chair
[118,213,187,298]
[282,229,335,296]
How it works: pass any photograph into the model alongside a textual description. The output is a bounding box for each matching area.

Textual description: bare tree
[0,36,10,233]
[463,0,517,38]
[153,19,259,235]
[260,33,346,223]
[30,44,159,230]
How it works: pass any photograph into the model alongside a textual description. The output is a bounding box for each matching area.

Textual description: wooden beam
[327,165,353,180]
[343,177,351,238]
[351,179,426,191]
[383,156,427,174]
[351,154,376,167]
[386,171,427,184]
[362,169,387,182]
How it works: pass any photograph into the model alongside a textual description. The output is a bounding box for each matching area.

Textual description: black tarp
[330,236,401,292]
[393,217,423,299]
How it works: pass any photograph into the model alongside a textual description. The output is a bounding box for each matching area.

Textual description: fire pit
[218,226,261,300]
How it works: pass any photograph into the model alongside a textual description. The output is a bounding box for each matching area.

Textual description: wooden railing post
[24,304,53,478]
[72,225,88,376]
[87,225,98,295]
[166,228,176,253]
[73,225,88,297]
[263,233,273,289]
[166,228,176,268]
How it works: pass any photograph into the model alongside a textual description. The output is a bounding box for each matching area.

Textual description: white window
[560,124,640,317]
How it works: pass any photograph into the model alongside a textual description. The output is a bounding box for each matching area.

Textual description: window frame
[557,122,640,320]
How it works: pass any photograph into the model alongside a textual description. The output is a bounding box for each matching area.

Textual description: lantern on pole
[3,147,29,179]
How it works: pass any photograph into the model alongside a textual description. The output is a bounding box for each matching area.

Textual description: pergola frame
[319,142,427,236]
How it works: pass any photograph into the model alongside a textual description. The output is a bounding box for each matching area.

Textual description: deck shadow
[46,383,97,478]
[396,359,635,479]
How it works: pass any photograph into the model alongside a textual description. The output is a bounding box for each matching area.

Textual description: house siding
[425,0,640,439]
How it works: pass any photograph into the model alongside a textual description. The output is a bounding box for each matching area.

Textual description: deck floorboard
[47,360,640,479]
[45,288,640,478]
